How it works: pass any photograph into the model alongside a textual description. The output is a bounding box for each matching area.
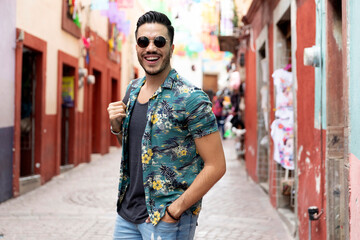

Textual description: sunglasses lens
[154,36,166,48]
[137,36,167,48]
[137,37,149,48]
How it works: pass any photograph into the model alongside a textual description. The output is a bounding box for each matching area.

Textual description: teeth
[146,57,159,61]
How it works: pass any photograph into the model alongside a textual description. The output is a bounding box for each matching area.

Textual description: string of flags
[73,0,233,61]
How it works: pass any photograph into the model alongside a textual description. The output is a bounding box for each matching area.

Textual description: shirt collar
[161,69,178,89]
[135,69,179,101]
[133,69,178,90]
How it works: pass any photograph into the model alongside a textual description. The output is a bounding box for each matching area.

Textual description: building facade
[0,0,144,203]
[240,0,359,239]
[0,0,17,203]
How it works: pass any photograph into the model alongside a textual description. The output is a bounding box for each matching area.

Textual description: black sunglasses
[137,36,168,48]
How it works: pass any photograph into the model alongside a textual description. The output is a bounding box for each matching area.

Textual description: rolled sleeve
[186,90,218,139]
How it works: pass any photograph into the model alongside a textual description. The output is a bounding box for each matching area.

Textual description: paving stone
[194,139,292,240]
[0,140,292,240]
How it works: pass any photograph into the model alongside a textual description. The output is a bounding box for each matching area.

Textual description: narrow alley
[0,139,292,240]
[2,0,360,239]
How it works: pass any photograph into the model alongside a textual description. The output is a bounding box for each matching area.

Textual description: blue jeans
[113,211,198,240]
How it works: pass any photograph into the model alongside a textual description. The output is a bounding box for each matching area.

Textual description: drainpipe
[308,206,323,240]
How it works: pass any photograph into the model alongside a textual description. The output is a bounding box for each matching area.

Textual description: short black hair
[135,11,174,45]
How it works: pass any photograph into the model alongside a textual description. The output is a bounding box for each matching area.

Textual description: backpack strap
[122,78,141,105]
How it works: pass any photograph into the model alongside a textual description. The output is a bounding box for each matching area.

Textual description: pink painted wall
[348,0,360,238]
[349,154,360,239]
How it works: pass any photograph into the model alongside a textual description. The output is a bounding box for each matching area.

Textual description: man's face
[136,23,174,76]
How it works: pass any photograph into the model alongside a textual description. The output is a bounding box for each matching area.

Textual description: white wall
[172,55,203,88]
[0,0,16,128]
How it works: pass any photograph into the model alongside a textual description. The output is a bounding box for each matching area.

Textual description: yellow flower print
[142,154,150,164]
[153,180,162,190]
[183,88,189,93]
[181,149,187,156]
[193,206,201,215]
[151,114,158,124]
[147,148,153,156]
[142,149,153,164]
[153,211,161,223]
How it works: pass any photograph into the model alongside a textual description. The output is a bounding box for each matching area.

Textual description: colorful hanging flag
[116,0,134,8]
[91,0,109,10]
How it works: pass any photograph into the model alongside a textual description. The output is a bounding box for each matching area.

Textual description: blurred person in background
[107,11,226,240]
[212,94,224,138]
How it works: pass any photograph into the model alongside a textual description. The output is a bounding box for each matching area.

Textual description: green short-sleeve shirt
[118,69,218,225]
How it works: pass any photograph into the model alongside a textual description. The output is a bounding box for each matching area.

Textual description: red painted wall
[85,29,122,156]
[244,1,272,184]
[42,115,57,182]
[296,0,327,239]
[108,67,121,147]
[244,47,258,182]
[244,1,327,238]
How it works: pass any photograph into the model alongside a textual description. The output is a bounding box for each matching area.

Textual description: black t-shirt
[118,86,149,223]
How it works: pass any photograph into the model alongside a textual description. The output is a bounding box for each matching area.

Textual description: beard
[138,50,172,76]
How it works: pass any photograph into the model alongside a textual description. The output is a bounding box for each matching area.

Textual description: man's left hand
[145,211,179,224]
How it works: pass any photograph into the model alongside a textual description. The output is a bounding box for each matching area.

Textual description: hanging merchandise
[230,71,241,90]
[270,115,294,170]
[270,68,294,170]
[273,69,293,110]
[260,85,268,130]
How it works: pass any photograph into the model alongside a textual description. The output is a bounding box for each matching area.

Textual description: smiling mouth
[144,56,160,63]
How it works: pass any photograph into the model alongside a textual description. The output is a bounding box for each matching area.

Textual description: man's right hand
[107,101,127,132]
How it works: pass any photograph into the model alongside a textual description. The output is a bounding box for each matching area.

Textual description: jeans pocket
[157,220,179,232]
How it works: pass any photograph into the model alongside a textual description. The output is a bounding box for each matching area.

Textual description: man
[107,11,226,240]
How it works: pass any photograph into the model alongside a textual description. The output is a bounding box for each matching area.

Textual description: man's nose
[146,40,157,51]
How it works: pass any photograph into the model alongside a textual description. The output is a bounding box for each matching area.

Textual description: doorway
[15,30,46,196]
[20,47,40,177]
[61,64,76,171]
[276,7,294,211]
[91,69,102,153]
[110,78,120,146]
[272,4,296,234]
[257,43,269,191]
[255,25,270,193]
[203,74,218,94]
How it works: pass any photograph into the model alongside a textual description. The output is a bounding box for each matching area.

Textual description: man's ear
[171,44,175,56]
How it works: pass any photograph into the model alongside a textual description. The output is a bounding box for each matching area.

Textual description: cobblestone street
[0,139,292,240]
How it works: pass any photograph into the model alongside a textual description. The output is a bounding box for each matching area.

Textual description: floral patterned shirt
[118,69,218,225]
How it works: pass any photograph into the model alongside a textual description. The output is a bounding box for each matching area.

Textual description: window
[61,0,81,38]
